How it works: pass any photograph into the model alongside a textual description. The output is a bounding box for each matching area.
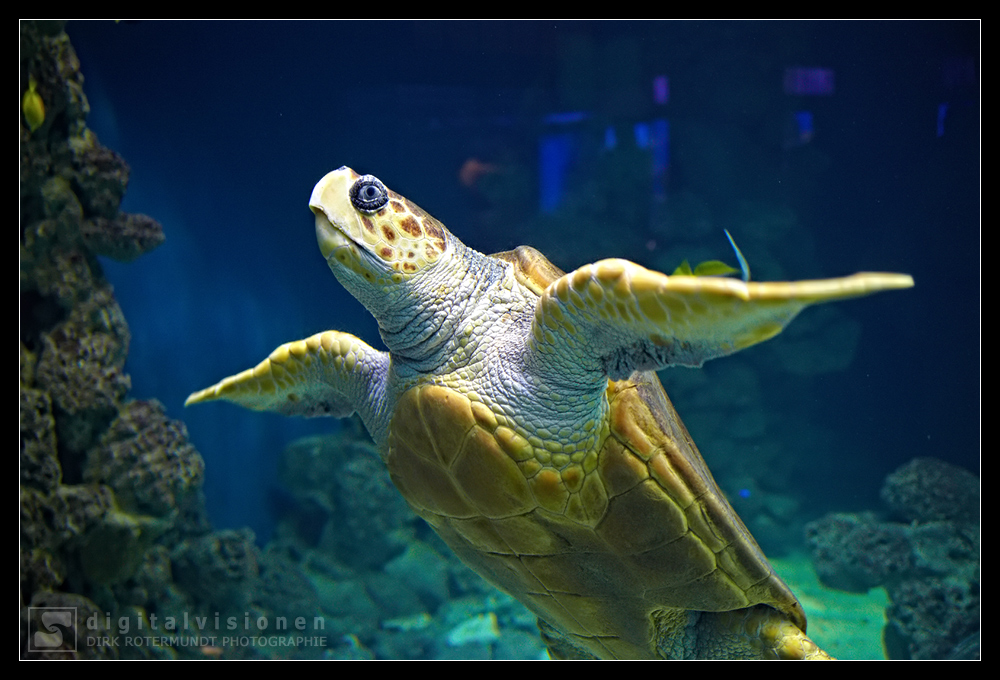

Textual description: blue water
[64,20,978,555]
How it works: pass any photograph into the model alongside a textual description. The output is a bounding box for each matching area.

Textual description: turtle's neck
[377,241,507,373]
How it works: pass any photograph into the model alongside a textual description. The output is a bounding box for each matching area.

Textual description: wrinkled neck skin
[377,236,495,373]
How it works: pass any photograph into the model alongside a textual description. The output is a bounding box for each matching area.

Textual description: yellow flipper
[186,330,388,421]
[531,259,913,378]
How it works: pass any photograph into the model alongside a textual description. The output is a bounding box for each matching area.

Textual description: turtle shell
[491,245,566,295]
[385,371,805,660]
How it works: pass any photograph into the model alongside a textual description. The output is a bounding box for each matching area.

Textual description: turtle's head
[309,167,456,309]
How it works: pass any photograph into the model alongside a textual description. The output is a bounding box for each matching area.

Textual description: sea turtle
[187,167,913,659]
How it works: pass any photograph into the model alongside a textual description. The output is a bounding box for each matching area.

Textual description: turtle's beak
[310,201,385,288]
[312,207,350,259]
[310,168,363,259]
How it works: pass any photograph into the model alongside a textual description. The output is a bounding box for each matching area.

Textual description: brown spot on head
[404,199,427,218]
[402,262,417,272]
[390,200,406,213]
[381,225,397,242]
[423,218,444,242]
[399,215,422,237]
[407,251,416,259]
[361,216,376,234]
[379,247,394,259]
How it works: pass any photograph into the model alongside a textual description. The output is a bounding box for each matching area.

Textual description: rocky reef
[19,22,324,660]
[806,457,979,659]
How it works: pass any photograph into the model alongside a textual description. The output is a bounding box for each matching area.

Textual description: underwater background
[22,21,978,659]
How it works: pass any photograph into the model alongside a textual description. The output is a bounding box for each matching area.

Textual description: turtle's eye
[350,175,389,213]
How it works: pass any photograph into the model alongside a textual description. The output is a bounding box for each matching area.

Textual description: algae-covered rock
[80,213,165,262]
[20,343,61,493]
[172,529,260,611]
[85,399,205,517]
[19,21,220,660]
[79,508,172,585]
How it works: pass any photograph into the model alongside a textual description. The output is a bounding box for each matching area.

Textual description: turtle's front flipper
[531,259,913,380]
[186,331,389,424]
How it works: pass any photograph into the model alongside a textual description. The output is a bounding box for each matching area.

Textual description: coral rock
[805,512,914,592]
[884,577,980,660]
[37,320,129,417]
[70,143,129,219]
[86,400,205,517]
[81,213,165,262]
[172,529,259,610]
[881,457,979,525]
[20,375,61,492]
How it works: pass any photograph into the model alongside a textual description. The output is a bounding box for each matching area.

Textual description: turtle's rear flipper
[539,606,834,660]
[677,606,834,660]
